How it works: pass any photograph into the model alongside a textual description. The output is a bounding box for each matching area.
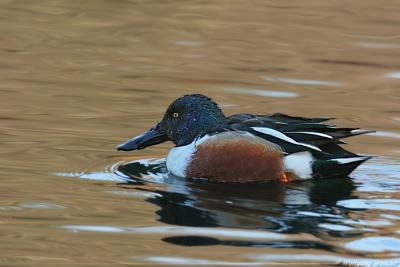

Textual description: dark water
[1,0,400,266]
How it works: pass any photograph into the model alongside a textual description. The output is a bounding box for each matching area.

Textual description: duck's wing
[208,113,373,156]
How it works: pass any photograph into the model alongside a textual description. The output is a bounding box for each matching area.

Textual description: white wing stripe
[252,127,297,143]
[285,131,333,139]
[251,127,321,151]
[297,142,322,151]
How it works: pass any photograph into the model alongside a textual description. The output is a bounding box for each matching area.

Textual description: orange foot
[281,172,289,183]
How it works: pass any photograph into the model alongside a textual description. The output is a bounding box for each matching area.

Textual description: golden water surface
[1,0,400,266]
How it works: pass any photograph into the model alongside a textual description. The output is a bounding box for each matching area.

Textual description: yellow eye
[172,112,179,118]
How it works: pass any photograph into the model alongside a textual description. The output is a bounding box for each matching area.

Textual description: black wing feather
[202,113,372,157]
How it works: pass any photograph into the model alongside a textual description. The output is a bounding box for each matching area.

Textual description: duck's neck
[175,109,225,147]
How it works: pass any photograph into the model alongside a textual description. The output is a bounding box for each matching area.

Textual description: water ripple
[370,131,400,140]
[337,199,400,211]
[0,202,65,211]
[387,71,400,79]
[346,237,400,252]
[137,256,264,266]
[224,87,299,98]
[246,253,400,266]
[318,223,354,232]
[61,225,318,242]
[262,76,341,86]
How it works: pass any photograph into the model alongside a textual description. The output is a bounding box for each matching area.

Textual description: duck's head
[117,94,225,151]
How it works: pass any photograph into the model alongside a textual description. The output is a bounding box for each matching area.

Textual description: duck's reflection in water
[117,159,356,249]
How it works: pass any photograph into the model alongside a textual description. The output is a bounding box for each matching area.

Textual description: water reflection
[116,159,357,248]
[46,157,400,267]
[56,156,400,261]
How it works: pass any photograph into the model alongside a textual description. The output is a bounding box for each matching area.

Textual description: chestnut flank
[187,136,284,182]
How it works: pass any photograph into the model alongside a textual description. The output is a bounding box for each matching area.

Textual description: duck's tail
[312,156,372,179]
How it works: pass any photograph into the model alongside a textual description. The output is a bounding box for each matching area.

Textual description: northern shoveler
[117,94,372,182]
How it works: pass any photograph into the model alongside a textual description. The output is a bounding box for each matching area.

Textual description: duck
[117,94,372,182]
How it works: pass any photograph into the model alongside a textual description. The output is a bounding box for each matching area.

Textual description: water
[1,0,400,265]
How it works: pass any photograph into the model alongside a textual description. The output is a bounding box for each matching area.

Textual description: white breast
[166,136,209,177]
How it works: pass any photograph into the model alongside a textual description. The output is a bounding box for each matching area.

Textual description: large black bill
[117,123,168,151]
